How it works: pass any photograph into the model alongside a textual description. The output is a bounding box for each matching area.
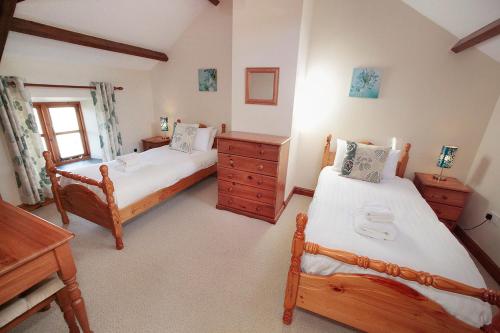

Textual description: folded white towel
[363,201,394,222]
[113,163,144,173]
[354,213,397,241]
[116,153,140,167]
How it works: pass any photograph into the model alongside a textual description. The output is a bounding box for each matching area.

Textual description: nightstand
[142,136,170,151]
[414,172,472,230]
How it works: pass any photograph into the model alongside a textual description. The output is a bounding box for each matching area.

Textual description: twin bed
[283,135,499,332]
[44,121,225,250]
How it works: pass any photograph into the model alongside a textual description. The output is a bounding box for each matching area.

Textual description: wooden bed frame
[283,135,500,333]
[44,120,226,250]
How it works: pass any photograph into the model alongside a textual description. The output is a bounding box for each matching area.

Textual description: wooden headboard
[321,134,411,178]
[175,119,226,148]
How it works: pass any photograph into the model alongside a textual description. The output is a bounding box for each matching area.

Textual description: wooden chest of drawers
[216,131,290,224]
[414,172,472,230]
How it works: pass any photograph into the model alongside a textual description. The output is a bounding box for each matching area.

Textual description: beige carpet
[11,177,498,333]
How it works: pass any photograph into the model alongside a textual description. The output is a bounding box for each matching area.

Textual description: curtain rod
[9,82,124,91]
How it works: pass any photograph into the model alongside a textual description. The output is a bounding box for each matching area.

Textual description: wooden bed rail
[303,241,500,308]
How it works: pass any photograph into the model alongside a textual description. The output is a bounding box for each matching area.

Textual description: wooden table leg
[55,288,80,333]
[55,244,92,333]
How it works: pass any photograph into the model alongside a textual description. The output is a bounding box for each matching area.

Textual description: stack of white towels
[115,153,142,172]
[354,202,397,240]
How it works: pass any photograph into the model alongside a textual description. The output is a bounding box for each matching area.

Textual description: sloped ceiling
[5,0,211,70]
[403,0,500,62]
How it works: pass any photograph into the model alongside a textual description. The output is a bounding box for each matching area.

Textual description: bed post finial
[221,123,226,134]
[176,118,181,123]
[321,134,333,170]
[283,213,308,325]
[43,151,69,225]
[99,165,123,250]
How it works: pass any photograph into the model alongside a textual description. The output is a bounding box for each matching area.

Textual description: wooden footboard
[44,151,123,250]
[283,213,500,332]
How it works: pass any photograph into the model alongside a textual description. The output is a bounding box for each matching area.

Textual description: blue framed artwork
[349,67,381,99]
[198,68,217,92]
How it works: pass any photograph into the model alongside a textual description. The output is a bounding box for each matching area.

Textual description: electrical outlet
[488,211,499,226]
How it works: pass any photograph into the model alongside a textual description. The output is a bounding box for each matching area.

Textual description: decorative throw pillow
[341,141,390,183]
[332,139,347,172]
[169,123,199,153]
[193,127,214,152]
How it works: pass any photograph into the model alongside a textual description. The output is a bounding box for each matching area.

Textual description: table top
[142,136,170,143]
[0,201,74,276]
[218,131,290,146]
[414,172,472,193]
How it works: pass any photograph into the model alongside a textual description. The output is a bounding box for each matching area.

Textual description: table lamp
[433,145,458,181]
[160,117,168,138]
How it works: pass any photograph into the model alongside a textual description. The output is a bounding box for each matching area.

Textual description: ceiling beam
[0,0,17,61]
[451,18,500,53]
[9,17,169,61]
[208,0,220,5]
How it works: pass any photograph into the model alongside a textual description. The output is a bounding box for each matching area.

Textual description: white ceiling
[403,0,500,62]
[5,0,211,70]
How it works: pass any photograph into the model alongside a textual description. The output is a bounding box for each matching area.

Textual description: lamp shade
[160,117,168,132]
[436,145,458,169]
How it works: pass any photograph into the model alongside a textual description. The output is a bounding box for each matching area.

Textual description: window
[33,102,90,165]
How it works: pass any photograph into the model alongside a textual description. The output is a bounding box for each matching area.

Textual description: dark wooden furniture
[282,135,500,333]
[141,136,171,151]
[0,200,92,332]
[45,121,225,250]
[414,172,472,230]
[216,131,290,224]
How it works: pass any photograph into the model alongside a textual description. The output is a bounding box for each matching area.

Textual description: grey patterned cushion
[341,141,390,183]
[169,123,199,153]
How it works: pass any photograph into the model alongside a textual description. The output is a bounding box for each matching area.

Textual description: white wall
[150,0,232,135]
[461,95,500,264]
[231,0,304,137]
[0,55,155,204]
[290,0,500,190]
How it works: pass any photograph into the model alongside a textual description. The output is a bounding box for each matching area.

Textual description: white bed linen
[60,147,217,209]
[302,167,492,328]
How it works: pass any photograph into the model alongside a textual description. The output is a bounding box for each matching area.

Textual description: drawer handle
[441,195,448,200]
[228,199,233,205]
[257,180,263,185]
[228,173,234,179]
[229,160,234,166]
[247,175,253,180]
[256,206,262,212]
[257,164,264,170]
[259,149,264,155]
[228,187,233,193]
[256,193,262,198]
[228,145,232,150]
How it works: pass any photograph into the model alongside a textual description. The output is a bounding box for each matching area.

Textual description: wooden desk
[0,201,92,332]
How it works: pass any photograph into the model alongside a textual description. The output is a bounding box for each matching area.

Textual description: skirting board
[454,226,500,285]
[284,186,315,207]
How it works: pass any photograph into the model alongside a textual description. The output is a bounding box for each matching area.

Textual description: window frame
[33,101,91,166]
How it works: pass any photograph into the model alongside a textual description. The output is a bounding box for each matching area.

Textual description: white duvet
[302,167,492,328]
[60,147,217,209]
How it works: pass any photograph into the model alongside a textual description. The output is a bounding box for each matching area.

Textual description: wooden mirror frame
[245,67,279,105]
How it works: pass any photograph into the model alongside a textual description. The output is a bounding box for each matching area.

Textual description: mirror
[245,67,279,105]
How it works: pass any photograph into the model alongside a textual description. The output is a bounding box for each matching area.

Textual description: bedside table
[142,136,170,151]
[414,172,472,230]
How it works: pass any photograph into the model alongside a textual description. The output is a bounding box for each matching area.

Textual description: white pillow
[332,139,347,172]
[382,149,401,180]
[207,127,217,150]
[193,127,215,152]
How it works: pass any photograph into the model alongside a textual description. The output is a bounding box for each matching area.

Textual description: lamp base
[432,174,447,181]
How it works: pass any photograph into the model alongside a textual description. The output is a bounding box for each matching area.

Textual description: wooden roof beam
[9,17,168,62]
[451,18,500,53]
[0,0,17,61]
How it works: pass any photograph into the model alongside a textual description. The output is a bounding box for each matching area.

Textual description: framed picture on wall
[198,68,217,92]
[349,67,381,99]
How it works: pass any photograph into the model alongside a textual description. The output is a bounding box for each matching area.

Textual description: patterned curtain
[0,77,51,204]
[91,82,123,161]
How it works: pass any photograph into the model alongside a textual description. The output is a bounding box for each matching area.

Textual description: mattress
[59,147,217,209]
[301,167,492,328]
